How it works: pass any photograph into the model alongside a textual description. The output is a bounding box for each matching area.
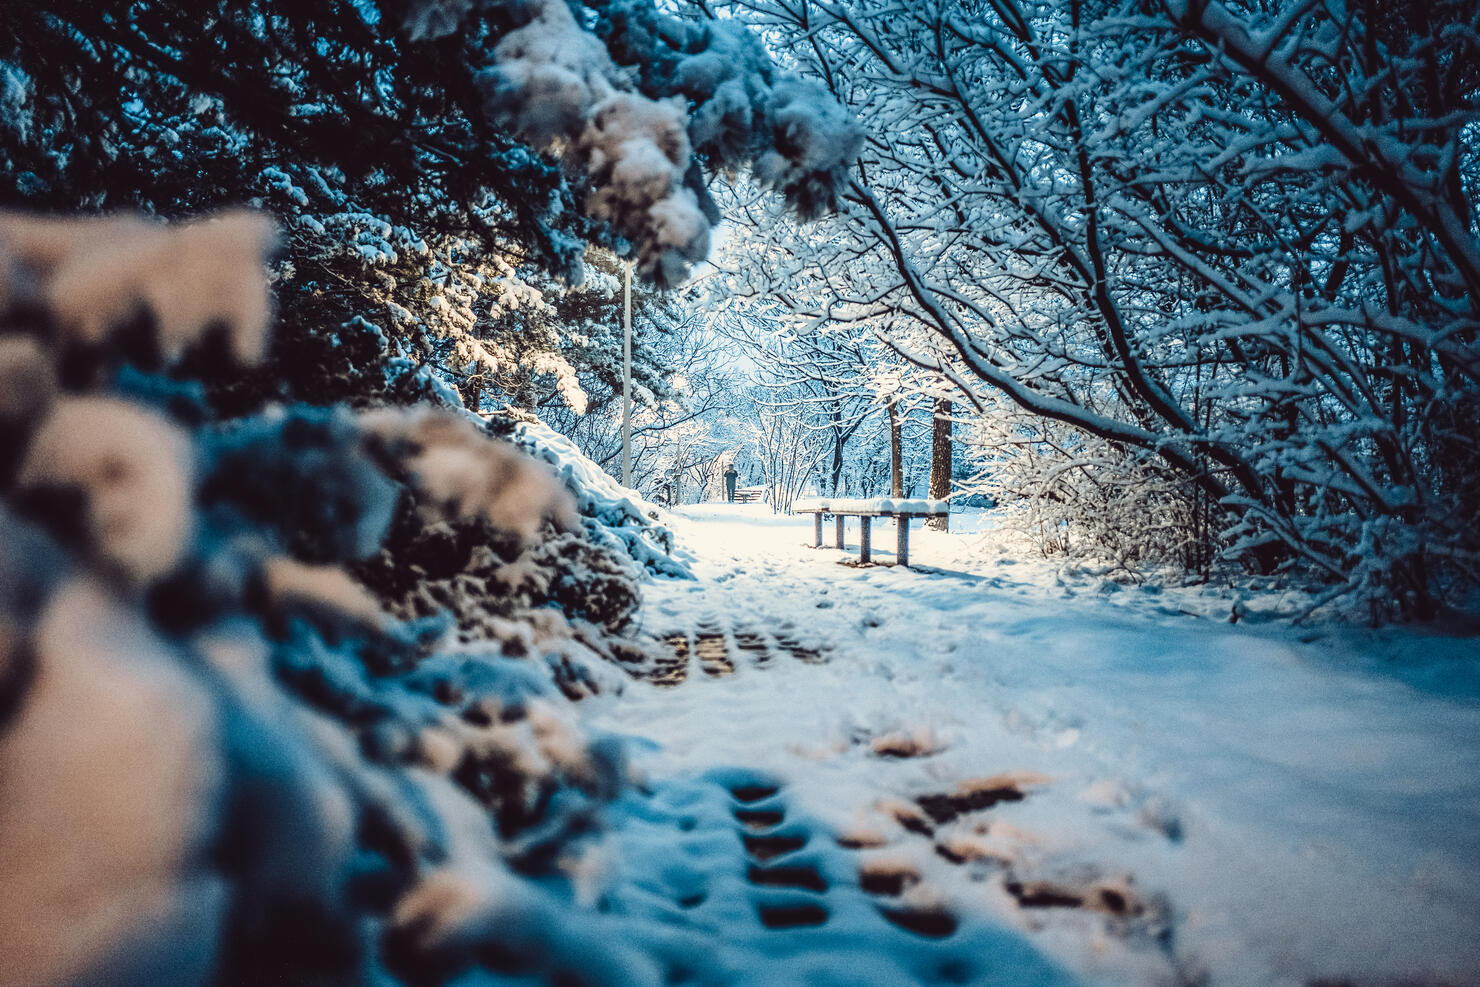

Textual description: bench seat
[792,497,948,566]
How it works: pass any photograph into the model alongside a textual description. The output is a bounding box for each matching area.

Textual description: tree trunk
[830,408,844,495]
[888,400,903,498]
[928,397,951,531]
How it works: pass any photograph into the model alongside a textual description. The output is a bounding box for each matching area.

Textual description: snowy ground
[587,503,1480,986]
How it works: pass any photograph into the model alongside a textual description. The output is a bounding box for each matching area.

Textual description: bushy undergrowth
[0,209,678,983]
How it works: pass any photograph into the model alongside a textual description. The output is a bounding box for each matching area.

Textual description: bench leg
[860,516,871,563]
[813,513,823,548]
[835,514,845,550]
[896,516,909,567]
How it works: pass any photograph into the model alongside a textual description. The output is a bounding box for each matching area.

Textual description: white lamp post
[621,258,633,488]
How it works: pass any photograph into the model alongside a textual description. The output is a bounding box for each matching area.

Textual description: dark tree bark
[928,397,951,530]
[830,406,845,495]
[888,400,904,497]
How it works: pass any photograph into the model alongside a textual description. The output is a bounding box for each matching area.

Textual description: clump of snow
[360,406,576,542]
[486,0,619,144]
[258,166,310,207]
[476,0,708,283]
[399,0,474,40]
[754,78,865,217]
[0,577,223,986]
[17,397,194,585]
[578,92,709,282]
[259,556,389,632]
[0,61,31,142]
[0,209,276,366]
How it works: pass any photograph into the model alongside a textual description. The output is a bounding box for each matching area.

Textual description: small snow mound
[514,418,692,579]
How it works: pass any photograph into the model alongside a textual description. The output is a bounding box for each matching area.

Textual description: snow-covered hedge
[380,350,696,584]
[515,418,694,579]
[0,209,673,983]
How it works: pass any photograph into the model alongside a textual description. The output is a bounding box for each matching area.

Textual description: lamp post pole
[621,258,633,488]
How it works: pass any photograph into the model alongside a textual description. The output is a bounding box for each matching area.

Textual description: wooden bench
[792,497,949,567]
[733,487,765,504]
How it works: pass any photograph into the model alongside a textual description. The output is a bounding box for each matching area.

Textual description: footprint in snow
[874,772,1170,941]
[640,623,832,685]
[693,627,735,677]
[725,777,830,930]
[723,776,964,942]
[650,634,690,687]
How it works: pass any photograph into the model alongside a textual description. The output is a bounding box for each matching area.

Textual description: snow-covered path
[588,504,1480,986]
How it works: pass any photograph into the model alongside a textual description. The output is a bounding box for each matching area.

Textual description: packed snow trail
[587,504,1480,986]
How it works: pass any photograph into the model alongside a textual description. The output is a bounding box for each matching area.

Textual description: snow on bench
[792,498,949,567]
[793,497,949,516]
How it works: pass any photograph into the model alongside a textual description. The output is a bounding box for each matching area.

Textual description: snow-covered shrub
[966,407,1220,580]
[0,209,665,983]
[513,418,691,578]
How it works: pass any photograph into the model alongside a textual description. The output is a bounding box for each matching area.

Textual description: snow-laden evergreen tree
[0,0,862,419]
